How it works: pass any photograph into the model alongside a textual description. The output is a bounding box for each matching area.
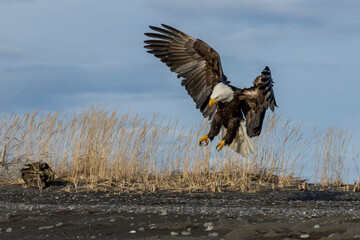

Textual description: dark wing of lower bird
[239,66,278,137]
[144,24,228,119]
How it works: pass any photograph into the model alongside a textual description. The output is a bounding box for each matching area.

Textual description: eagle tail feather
[218,125,256,157]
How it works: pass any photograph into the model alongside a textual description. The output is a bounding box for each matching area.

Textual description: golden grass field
[0,105,358,192]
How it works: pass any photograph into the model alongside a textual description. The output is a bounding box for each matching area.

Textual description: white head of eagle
[209,82,234,107]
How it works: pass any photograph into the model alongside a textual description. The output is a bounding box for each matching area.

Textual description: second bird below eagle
[144,24,277,156]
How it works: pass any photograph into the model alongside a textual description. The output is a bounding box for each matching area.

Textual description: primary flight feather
[144,24,277,156]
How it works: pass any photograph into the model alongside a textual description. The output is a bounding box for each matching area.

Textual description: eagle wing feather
[239,66,277,137]
[144,24,228,119]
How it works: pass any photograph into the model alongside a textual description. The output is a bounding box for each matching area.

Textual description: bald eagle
[144,24,277,156]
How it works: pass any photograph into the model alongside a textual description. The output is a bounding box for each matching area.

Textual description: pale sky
[0,0,359,156]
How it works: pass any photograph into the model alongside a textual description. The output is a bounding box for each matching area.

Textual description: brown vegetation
[0,105,357,192]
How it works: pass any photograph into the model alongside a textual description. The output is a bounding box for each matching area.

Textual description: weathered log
[0,161,54,189]
[20,162,54,188]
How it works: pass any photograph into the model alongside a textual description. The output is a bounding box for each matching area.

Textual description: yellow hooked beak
[209,98,218,107]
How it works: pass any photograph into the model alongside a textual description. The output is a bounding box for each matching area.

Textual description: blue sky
[0,0,359,154]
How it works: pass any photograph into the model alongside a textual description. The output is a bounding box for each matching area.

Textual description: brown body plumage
[144,24,277,155]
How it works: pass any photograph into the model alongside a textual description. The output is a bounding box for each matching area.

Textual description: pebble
[161,210,167,216]
[170,231,179,236]
[129,230,136,234]
[6,228,13,233]
[300,234,310,239]
[204,222,214,231]
[313,224,320,229]
[138,227,146,232]
[90,236,96,239]
[181,231,191,236]
[110,218,116,222]
[21,226,26,230]
[39,225,54,230]
[56,222,64,227]
[208,232,219,237]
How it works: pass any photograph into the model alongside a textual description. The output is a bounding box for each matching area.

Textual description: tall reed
[0,105,355,191]
[313,127,352,185]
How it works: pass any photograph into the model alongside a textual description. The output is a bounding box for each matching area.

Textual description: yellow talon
[216,140,226,152]
[199,135,209,146]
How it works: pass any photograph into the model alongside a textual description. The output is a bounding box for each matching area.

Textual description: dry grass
[313,127,352,186]
[351,151,360,191]
[0,105,356,192]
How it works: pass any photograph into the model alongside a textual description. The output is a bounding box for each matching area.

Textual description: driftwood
[20,162,54,189]
[0,160,54,189]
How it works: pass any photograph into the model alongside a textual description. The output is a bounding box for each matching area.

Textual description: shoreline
[1,184,360,239]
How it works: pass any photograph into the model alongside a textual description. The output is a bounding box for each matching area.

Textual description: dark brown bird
[144,24,277,156]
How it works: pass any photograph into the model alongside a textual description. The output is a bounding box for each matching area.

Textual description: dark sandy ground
[1,183,360,240]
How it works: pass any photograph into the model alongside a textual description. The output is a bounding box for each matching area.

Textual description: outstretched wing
[239,66,277,137]
[144,24,228,119]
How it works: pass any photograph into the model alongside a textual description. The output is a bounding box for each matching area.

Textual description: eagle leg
[216,140,225,152]
[199,135,209,146]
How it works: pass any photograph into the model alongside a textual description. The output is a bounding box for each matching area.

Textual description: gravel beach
[1,184,360,239]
